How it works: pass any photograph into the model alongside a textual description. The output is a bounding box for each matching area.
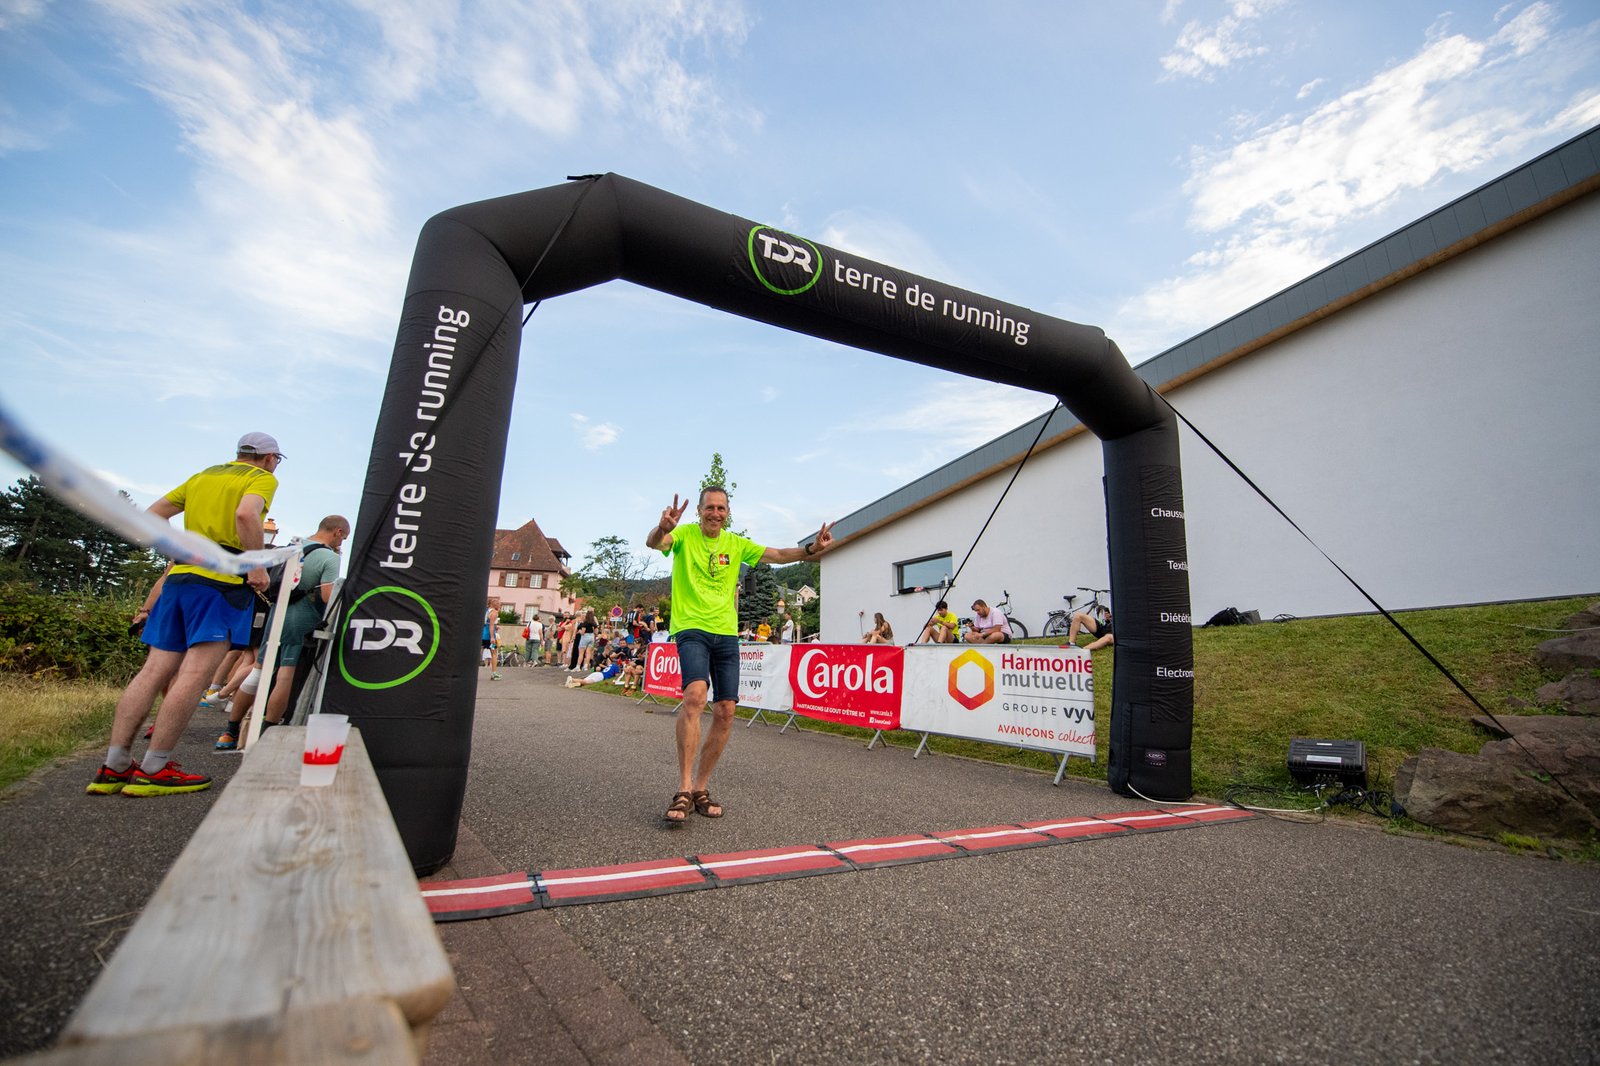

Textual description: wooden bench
[33,726,454,1064]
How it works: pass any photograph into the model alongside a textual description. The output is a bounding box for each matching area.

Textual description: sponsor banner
[736,642,792,710]
[644,642,682,699]
[900,645,1095,758]
[787,644,904,731]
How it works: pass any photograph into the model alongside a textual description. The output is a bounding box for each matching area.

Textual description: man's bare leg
[690,701,735,813]
[670,680,710,821]
[146,641,231,751]
[110,649,184,750]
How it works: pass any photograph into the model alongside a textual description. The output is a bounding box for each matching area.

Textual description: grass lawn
[720,596,1594,803]
[0,675,120,792]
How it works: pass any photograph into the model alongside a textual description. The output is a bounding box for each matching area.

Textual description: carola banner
[899,645,1095,758]
[644,643,682,699]
[787,644,903,731]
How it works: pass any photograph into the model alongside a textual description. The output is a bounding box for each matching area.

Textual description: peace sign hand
[659,494,688,534]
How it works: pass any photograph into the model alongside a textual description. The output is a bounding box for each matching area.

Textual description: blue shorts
[143,581,255,653]
[673,629,739,703]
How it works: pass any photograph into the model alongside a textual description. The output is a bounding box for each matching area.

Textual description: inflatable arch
[323,175,1194,872]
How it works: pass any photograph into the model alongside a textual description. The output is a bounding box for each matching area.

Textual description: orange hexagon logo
[947,649,994,710]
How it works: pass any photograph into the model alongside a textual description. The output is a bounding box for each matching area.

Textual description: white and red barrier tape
[418,805,1253,920]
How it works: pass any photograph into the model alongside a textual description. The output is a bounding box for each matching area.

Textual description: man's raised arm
[759,520,835,565]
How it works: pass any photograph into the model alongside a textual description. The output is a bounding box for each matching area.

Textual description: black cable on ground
[1159,392,1581,807]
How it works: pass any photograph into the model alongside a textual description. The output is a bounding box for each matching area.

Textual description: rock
[1560,603,1600,631]
[1534,629,1600,672]
[1471,714,1511,737]
[1481,717,1600,819]
[1395,746,1600,842]
[1536,671,1600,715]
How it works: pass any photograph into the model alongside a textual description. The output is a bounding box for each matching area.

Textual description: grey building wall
[820,155,1600,641]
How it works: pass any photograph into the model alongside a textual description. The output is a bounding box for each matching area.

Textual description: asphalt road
[4,664,1597,1064]
[463,667,1600,1065]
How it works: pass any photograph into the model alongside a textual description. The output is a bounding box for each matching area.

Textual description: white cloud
[458,0,751,141]
[1160,0,1285,81]
[875,380,1055,453]
[0,0,46,32]
[570,412,620,449]
[818,210,956,280]
[1120,2,1600,347]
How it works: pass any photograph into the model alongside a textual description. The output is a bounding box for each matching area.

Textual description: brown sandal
[665,791,693,823]
[691,789,723,818]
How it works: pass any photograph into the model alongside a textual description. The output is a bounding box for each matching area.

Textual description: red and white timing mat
[418,805,1253,921]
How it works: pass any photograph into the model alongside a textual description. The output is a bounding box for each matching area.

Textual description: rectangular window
[505,573,518,587]
[893,552,953,595]
[530,574,544,589]
[511,551,520,561]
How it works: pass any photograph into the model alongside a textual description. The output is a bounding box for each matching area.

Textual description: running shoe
[86,763,138,795]
[198,695,228,710]
[122,761,212,797]
[214,732,239,751]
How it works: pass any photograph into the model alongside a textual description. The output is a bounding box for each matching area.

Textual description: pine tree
[0,476,146,595]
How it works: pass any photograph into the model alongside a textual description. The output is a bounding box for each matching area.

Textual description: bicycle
[496,647,523,669]
[1041,587,1109,638]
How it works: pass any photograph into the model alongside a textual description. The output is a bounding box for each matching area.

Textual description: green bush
[0,581,150,682]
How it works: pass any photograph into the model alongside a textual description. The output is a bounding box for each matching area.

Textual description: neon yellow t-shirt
[165,461,278,584]
[661,523,764,636]
[932,610,959,634]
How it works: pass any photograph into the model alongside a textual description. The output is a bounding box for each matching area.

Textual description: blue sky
[2,0,1597,574]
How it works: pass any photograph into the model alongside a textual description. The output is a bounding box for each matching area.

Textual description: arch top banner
[332,174,1193,873]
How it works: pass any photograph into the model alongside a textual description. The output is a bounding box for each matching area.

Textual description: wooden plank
[27,999,419,1065]
[63,727,454,1043]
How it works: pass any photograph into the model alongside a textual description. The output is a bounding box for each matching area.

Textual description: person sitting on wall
[964,599,1011,644]
[1065,605,1114,650]
[863,612,894,644]
[916,600,960,644]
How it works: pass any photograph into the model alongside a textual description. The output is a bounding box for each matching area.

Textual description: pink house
[487,518,579,623]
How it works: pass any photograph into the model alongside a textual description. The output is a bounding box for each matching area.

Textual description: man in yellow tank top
[87,433,282,798]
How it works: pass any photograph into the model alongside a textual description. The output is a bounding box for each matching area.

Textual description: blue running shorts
[143,581,255,652]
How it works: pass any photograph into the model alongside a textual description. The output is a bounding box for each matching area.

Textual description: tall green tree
[580,534,661,606]
[699,452,737,500]
[0,476,146,595]
[699,452,745,535]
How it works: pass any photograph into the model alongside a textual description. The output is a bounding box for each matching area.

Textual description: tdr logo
[339,586,439,691]
[748,225,823,296]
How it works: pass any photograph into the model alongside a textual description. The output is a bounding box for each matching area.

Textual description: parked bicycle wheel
[1042,613,1071,637]
[1007,618,1029,640]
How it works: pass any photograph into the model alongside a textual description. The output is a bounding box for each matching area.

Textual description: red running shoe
[122,761,212,797]
[85,763,138,795]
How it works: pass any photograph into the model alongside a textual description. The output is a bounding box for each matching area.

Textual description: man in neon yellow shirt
[646,485,834,823]
[916,600,960,643]
[87,433,282,798]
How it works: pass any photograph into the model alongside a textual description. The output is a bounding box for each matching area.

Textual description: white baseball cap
[237,431,285,459]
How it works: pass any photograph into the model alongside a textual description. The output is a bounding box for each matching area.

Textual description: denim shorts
[673,629,739,703]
